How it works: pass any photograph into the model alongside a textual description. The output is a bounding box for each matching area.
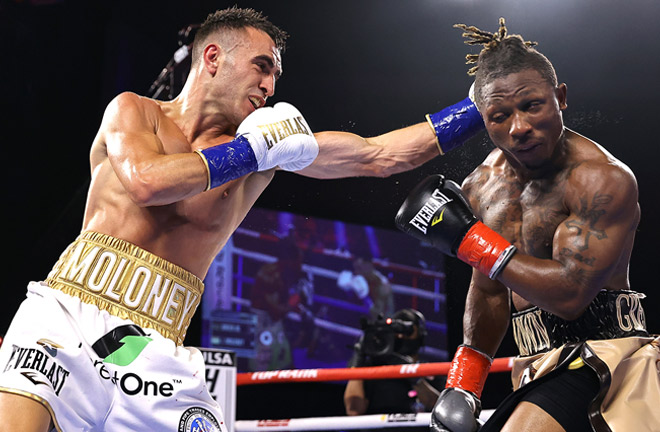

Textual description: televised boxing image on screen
[201,207,449,373]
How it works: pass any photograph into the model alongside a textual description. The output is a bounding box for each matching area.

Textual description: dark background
[3,0,659,421]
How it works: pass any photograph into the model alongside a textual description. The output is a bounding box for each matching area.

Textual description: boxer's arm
[499,162,640,319]
[102,92,209,206]
[427,274,507,432]
[463,271,511,357]
[297,94,483,179]
[298,123,439,179]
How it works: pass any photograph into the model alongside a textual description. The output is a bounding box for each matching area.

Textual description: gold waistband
[46,231,204,345]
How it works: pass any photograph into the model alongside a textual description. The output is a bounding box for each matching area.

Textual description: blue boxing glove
[196,102,319,190]
[426,84,483,155]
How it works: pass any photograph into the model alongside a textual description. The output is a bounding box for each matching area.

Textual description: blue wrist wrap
[426,97,484,155]
[196,135,258,190]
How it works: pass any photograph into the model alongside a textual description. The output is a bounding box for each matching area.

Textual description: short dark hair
[455,18,557,108]
[192,6,288,64]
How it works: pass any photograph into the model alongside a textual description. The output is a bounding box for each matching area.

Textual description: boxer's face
[481,68,567,171]
[211,27,282,125]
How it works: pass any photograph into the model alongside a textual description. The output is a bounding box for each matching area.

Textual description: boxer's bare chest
[472,169,571,260]
[469,167,572,309]
[156,118,272,230]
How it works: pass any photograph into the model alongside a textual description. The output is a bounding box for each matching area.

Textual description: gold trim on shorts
[46,231,203,345]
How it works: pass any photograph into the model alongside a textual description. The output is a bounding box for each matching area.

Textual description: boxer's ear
[556,83,567,110]
[203,44,222,76]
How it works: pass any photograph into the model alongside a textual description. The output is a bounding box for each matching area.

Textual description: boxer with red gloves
[395,17,658,432]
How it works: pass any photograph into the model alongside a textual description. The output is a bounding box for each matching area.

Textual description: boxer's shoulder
[97,91,162,137]
[106,91,152,114]
[463,151,520,212]
[563,153,638,209]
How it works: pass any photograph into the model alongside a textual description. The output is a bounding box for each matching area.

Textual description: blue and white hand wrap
[195,135,258,191]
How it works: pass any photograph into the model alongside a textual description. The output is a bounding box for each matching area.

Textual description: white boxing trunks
[0,232,226,431]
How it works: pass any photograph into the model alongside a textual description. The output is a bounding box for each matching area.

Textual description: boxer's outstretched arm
[297,94,483,179]
[297,123,440,179]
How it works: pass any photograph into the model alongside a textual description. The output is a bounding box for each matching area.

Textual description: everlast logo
[49,240,199,335]
[409,189,453,234]
[258,116,311,149]
[3,345,70,395]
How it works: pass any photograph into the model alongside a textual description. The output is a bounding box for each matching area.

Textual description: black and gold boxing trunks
[511,289,648,356]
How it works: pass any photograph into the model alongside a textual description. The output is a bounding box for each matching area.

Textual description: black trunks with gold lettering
[511,290,648,356]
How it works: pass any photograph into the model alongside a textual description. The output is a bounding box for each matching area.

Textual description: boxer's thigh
[502,401,565,432]
[503,365,600,432]
[0,392,52,432]
[0,283,111,430]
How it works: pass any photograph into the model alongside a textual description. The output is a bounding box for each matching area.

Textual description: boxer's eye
[490,113,508,124]
[524,100,543,112]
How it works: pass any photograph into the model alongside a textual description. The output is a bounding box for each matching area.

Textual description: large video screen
[201,207,448,373]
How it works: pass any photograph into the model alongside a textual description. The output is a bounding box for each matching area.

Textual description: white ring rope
[234,410,496,431]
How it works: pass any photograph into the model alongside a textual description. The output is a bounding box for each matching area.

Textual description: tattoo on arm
[559,247,596,266]
[564,191,611,251]
[567,266,601,287]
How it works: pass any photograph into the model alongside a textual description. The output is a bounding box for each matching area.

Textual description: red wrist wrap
[446,345,493,398]
[457,221,514,279]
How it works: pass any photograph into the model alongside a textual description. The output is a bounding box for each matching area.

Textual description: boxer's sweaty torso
[84,94,274,279]
[463,130,637,312]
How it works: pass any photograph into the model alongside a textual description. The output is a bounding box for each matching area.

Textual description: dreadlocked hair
[453,18,557,107]
[454,17,538,75]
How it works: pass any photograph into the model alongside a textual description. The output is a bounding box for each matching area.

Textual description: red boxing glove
[395,175,516,280]
[446,345,493,398]
[457,221,516,280]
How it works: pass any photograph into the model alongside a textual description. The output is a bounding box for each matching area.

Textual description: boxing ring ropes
[232,357,514,431]
[205,226,515,431]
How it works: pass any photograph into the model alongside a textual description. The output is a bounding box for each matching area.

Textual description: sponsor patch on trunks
[179,406,222,432]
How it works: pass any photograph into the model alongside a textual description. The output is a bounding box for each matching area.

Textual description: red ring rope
[236,357,513,385]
